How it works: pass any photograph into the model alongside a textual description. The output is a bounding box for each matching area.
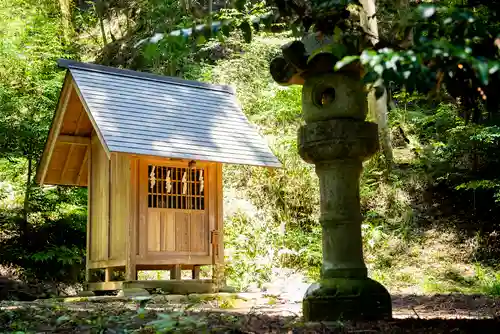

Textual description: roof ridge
[57,58,236,95]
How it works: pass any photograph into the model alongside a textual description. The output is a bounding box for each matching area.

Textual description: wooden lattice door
[145,162,210,259]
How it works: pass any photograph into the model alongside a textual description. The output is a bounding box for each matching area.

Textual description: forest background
[1,0,500,298]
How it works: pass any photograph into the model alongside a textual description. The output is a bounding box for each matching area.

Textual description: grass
[365,226,500,296]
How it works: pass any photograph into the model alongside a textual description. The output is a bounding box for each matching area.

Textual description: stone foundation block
[303,277,392,321]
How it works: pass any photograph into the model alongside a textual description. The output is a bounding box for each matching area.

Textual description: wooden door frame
[138,158,215,263]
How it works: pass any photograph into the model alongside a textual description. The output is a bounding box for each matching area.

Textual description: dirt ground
[1,293,500,333]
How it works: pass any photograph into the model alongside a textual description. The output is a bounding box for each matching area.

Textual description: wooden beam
[126,157,138,281]
[87,259,126,270]
[60,144,75,183]
[58,135,90,145]
[74,108,85,135]
[138,160,148,258]
[85,281,123,291]
[76,147,88,185]
[85,279,215,293]
[71,80,111,158]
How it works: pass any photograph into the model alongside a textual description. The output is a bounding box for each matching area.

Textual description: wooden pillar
[126,266,137,281]
[211,230,223,290]
[170,265,181,280]
[105,268,113,282]
[85,135,92,286]
[126,157,138,281]
[214,164,225,289]
[192,266,200,280]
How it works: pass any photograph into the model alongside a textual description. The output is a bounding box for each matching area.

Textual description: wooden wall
[89,134,109,262]
[145,210,209,254]
[87,150,224,273]
[136,159,224,267]
[88,139,133,266]
[109,154,131,261]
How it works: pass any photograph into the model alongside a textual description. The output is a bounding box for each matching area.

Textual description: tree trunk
[58,0,73,43]
[359,0,394,170]
[21,157,32,236]
[208,0,213,28]
[95,1,108,46]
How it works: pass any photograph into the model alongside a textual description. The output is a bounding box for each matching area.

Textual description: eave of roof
[57,58,236,95]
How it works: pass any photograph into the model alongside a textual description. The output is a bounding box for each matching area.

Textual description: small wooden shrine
[35,59,281,293]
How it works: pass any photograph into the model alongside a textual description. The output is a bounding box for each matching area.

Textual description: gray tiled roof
[59,59,281,168]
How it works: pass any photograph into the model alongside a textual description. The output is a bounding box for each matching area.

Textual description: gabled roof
[36,59,281,186]
[63,59,281,167]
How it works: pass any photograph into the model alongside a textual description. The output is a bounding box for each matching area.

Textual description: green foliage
[224,211,281,290]
[0,185,87,282]
[200,37,326,284]
[0,0,87,285]
[140,35,194,76]
[138,0,190,34]
[0,0,72,160]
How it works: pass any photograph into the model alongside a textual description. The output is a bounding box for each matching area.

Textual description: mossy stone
[77,291,95,297]
[302,277,392,321]
[117,288,150,297]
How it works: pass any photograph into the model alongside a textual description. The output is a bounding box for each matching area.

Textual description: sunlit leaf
[56,315,71,324]
[334,55,359,71]
[419,4,436,18]
[196,35,206,45]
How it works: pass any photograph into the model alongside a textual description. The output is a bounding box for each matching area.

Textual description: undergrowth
[191,35,500,295]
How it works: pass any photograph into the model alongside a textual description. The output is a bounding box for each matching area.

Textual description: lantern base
[302,277,392,322]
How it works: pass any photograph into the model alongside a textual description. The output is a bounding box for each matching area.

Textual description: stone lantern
[270,35,392,321]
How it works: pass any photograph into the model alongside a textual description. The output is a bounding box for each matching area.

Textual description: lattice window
[148,165,205,210]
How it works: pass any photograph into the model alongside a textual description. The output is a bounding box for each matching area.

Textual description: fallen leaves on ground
[1,294,500,333]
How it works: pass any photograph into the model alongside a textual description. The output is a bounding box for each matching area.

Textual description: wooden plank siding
[109,153,130,261]
[145,209,208,255]
[89,134,110,262]
[86,152,223,274]
[138,159,217,265]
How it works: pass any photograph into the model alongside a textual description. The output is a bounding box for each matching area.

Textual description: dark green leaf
[477,62,489,85]
[221,24,231,37]
[362,71,379,85]
[196,35,206,45]
[240,21,252,43]
[330,44,347,60]
[234,0,246,11]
